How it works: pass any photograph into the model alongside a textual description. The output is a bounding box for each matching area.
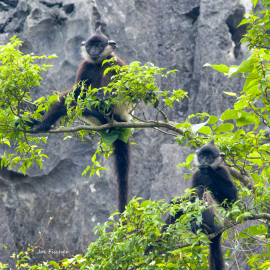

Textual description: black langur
[164,139,237,270]
[31,27,131,213]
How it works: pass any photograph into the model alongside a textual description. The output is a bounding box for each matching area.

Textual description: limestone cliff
[0,0,251,268]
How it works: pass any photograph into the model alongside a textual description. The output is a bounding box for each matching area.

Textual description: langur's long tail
[209,233,225,270]
[113,139,131,213]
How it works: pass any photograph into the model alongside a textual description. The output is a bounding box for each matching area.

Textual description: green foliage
[82,141,111,178]
[0,195,215,270]
[240,0,270,50]
[0,37,188,176]
[99,128,130,144]
[0,36,58,174]
[84,195,213,270]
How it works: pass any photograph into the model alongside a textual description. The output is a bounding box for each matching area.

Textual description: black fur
[164,139,237,270]
[209,233,223,270]
[113,139,131,213]
[31,27,130,213]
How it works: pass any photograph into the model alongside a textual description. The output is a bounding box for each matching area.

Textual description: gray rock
[0,0,253,268]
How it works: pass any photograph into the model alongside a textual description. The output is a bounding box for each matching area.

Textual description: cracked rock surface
[0,0,252,268]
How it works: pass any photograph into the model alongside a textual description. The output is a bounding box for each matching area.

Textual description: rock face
[0,0,252,268]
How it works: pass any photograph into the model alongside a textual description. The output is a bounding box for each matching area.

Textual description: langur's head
[195,139,224,169]
[81,26,117,63]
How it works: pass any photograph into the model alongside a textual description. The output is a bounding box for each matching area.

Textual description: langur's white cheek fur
[210,156,223,169]
[81,45,114,64]
[194,155,199,166]
[81,46,91,62]
[97,45,114,63]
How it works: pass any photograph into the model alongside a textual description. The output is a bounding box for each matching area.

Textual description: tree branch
[207,213,270,243]
[227,167,255,191]
[21,120,196,140]
[21,118,260,194]
[146,213,270,268]
[172,213,270,251]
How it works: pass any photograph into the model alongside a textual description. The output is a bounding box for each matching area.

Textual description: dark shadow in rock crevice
[0,4,31,34]
[39,0,62,8]
[185,6,200,24]
[226,6,248,59]
[1,0,18,10]
[92,6,107,36]
[63,3,74,14]
[0,164,26,182]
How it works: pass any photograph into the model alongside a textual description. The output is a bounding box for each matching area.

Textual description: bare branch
[171,213,270,251]
[156,107,169,122]
[207,213,270,243]
[154,127,178,137]
[20,120,196,140]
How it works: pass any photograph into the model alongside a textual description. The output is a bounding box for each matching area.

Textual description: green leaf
[246,85,260,96]
[167,263,178,268]
[251,173,259,183]
[256,224,267,233]
[3,139,10,147]
[186,153,195,164]
[198,126,212,135]
[63,136,72,141]
[253,0,258,7]
[103,67,111,76]
[236,113,255,127]
[115,128,130,143]
[247,152,263,166]
[140,200,150,208]
[242,73,259,93]
[49,95,59,103]
[223,91,237,97]
[99,130,118,144]
[199,237,212,243]
[49,261,60,269]
[191,119,209,133]
[208,115,218,124]
[259,262,270,268]
[91,153,97,162]
[155,218,166,225]
[228,55,254,77]
[203,63,229,73]
[239,225,267,238]
[234,100,248,110]
[234,129,245,138]
[238,18,251,27]
[220,110,241,121]
[228,66,239,77]
[214,123,234,133]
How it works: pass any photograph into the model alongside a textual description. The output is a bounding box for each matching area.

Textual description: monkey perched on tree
[30,27,132,213]
[164,139,237,270]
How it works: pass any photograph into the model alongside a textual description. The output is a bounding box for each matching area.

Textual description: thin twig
[154,127,178,136]
[64,232,70,255]
[34,217,53,247]
[14,218,53,270]
[229,251,242,270]
[156,107,169,122]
